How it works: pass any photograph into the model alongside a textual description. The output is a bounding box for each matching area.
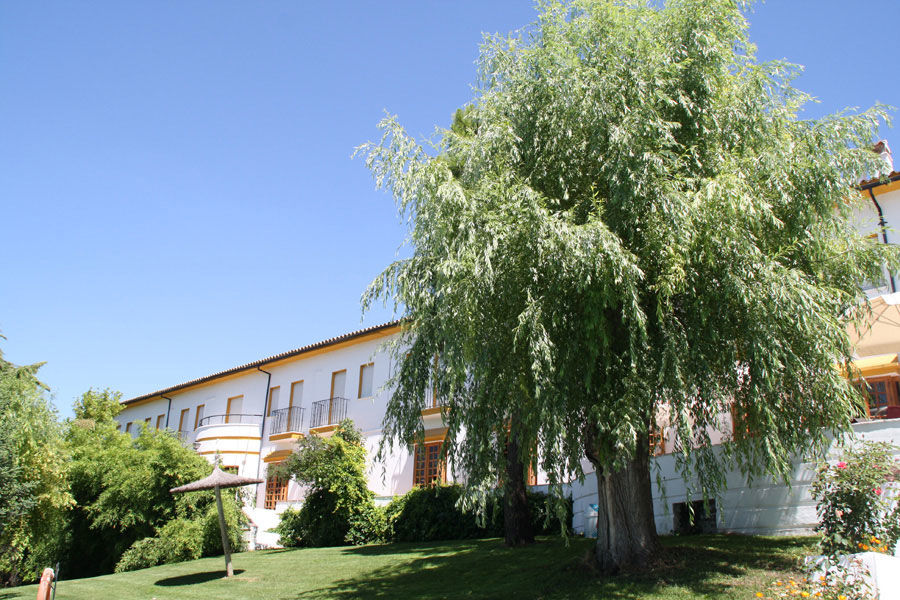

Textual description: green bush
[385,484,572,543]
[271,420,376,547]
[115,519,203,572]
[273,507,304,547]
[200,495,246,556]
[810,441,900,555]
[346,502,389,545]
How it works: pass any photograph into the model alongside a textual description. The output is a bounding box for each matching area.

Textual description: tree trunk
[586,433,660,573]
[503,424,535,546]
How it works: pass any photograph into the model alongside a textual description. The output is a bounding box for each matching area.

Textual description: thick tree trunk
[587,433,660,573]
[503,424,535,546]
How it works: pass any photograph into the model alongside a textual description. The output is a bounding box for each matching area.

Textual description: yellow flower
[839,596,847,600]
[757,594,764,598]
[800,592,810,598]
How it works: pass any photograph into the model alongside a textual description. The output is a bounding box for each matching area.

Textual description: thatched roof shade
[170,465,263,493]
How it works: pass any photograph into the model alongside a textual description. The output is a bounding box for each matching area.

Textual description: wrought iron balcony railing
[197,413,263,427]
[309,397,349,429]
[269,406,306,435]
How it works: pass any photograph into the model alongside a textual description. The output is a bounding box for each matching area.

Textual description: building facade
[115,321,457,546]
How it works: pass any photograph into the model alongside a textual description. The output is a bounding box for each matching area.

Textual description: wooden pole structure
[169,462,261,579]
[215,486,234,577]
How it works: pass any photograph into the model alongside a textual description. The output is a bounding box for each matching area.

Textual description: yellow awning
[263,449,293,463]
[850,353,900,378]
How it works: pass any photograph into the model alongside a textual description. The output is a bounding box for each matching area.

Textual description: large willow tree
[360,0,896,572]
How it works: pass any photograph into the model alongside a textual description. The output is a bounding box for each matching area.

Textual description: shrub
[115,519,202,572]
[386,484,572,543]
[389,485,484,542]
[346,503,389,545]
[271,420,376,547]
[810,441,900,555]
[200,493,246,556]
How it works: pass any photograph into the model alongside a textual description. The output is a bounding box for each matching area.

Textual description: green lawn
[1,535,817,600]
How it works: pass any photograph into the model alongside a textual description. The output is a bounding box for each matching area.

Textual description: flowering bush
[754,556,875,599]
[809,441,900,556]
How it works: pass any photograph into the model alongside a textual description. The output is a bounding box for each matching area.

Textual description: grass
[1,534,818,600]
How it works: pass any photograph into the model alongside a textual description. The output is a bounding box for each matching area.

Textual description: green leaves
[360,0,896,516]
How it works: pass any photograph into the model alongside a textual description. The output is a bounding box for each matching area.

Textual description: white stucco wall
[565,419,900,538]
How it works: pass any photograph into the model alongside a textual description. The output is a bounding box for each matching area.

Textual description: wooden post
[215,486,233,577]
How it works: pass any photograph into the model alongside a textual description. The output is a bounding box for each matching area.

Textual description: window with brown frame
[264,476,288,510]
[526,463,538,486]
[124,422,132,434]
[290,380,303,408]
[226,395,243,423]
[413,441,445,487]
[178,408,190,432]
[649,427,666,457]
[267,386,281,417]
[156,414,165,429]
[358,363,374,398]
[855,377,900,416]
[194,404,205,430]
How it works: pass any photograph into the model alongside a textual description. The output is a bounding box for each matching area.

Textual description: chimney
[873,140,894,174]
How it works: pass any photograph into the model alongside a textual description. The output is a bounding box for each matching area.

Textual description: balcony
[421,388,447,417]
[193,413,263,462]
[198,413,263,426]
[309,397,349,432]
[269,406,306,441]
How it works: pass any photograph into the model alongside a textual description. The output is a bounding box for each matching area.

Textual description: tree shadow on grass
[290,535,814,600]
[155,569,244,586]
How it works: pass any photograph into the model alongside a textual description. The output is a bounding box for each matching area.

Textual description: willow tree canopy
[359,0,897,571]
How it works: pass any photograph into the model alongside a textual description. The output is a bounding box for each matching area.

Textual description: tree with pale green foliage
[0,341,70,587]
[272,420,375,547]
[359,0,897,572]
[63,389,243,576]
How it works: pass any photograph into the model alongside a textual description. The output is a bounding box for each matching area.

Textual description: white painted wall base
[566,420,900,538]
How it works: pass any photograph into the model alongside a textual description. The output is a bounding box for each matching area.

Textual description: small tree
[0,343,70,587]
[272,420,374,547]
[64,390,232,576]
[360,0,897,572]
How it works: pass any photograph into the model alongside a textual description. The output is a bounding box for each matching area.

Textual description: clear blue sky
[1,1,897,418]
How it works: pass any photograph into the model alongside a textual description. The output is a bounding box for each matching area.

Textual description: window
[855,377,900,415]
[649,426,666,456]
[526,464,538,486]
[194,404,205,430]
[124,422,132,434]
[178,408,190,432]
[331,370,346,398]
[226,395,243,423]
[264,477,288,510]
[144,417,152,425]
[267,386,281,417]
[413,441,445,487]
[156,414,165,429]
[358,363,374,398]
[290,380,303,408]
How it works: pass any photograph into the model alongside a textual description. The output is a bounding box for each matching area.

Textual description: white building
[116,321,460,546]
